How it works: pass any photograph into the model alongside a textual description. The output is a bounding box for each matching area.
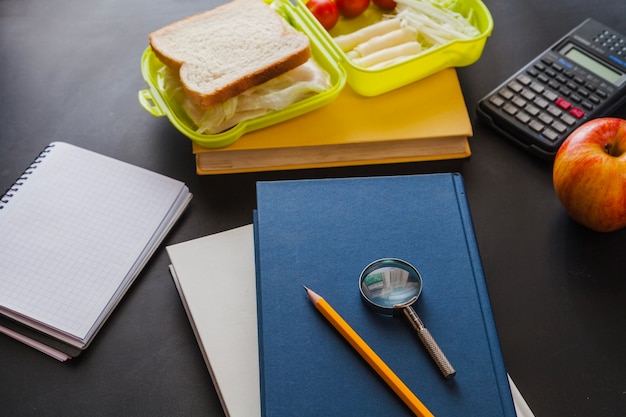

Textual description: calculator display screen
[561,44,621,84]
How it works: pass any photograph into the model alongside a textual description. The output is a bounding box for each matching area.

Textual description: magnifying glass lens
[360,261,422,312]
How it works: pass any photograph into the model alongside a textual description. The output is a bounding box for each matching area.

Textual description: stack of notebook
[167,173,536,417]
[0,142,191,360]
[192,69,473,175]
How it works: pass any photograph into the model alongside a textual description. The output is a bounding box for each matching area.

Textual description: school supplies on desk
[193,69,472,174]
[166,224,535,417]
[253,173,517,416]
[0,142,191,360]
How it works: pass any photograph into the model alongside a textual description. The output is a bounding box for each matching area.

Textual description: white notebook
[166,225,535,417]
[167,225,260,417]
[0,142,191,360]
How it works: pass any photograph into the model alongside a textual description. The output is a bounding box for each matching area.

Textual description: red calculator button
[569,107,585,118]
[556,97,571,110]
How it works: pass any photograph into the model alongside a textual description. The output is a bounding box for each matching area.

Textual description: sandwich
[149,0,332,135]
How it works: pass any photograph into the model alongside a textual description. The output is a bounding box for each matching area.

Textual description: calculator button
[539,113,555,125]
[560,113,577,126]
[559,87,571,97]
[516,74,532,85]
[545,69,557,78]
[543,129,559,141]
[521,89,536,101]
[534,97,549,109]
[556,98,571,110]
[582,101,594,110]
[512,96,527,108]
[499,89,514,100]
[534,62,546,71]
[543,90,558,101]
[552,63,564,72]
[548,105,563,117]
[589,95,601,105]
[530,82,545,94]
[525,104,541,116]
[596,90,608,99]
[569,93,582,103]
[569,107,585,118]
[577,89,589,98]
[489,95,505,107]
[503,103,518,115]
[516,112,531,124]
[529,120,545,132]
[551,121,568,133]
[508,81,524,93]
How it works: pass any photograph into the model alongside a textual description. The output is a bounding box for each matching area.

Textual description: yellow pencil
[304,286,435,417]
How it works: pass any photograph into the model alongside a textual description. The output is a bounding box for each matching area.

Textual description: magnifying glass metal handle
[402,306,456,379]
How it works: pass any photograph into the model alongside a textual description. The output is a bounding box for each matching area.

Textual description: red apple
[553,117,626,232]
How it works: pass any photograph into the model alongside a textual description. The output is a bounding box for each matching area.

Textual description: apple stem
[605,143,613,156]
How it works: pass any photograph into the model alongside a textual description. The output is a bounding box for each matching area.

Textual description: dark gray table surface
[1,0,625,415]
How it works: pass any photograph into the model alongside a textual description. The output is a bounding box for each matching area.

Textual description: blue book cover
[254,173,516,417]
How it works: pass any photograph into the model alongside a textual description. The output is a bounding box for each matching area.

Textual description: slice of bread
[149,0,311,108]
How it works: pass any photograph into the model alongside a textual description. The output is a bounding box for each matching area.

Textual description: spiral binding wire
[0,143,56,210]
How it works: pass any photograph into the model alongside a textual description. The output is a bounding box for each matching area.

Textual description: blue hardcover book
[254,173,516,417]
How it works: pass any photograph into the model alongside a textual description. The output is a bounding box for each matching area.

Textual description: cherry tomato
[306,0,339,31]
[335,0,370,18]
[372,0,396,10]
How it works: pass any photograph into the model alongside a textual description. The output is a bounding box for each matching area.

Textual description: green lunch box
[138,0,493,149]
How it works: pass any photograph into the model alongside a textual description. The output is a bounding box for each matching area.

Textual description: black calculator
[477,18,626,159]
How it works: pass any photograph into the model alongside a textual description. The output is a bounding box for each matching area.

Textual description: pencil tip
[303,286,321,303]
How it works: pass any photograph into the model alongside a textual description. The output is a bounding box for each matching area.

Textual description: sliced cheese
[352,41,422,68]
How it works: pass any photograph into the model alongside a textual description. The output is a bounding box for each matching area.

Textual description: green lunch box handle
[138,89,165,117]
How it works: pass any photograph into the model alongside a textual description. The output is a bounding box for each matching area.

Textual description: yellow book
[193,68,472,175]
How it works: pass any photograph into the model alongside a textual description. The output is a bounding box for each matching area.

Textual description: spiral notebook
[0,142,192,360]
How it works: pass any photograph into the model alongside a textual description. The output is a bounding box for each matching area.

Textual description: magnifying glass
[359,258,456,379]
